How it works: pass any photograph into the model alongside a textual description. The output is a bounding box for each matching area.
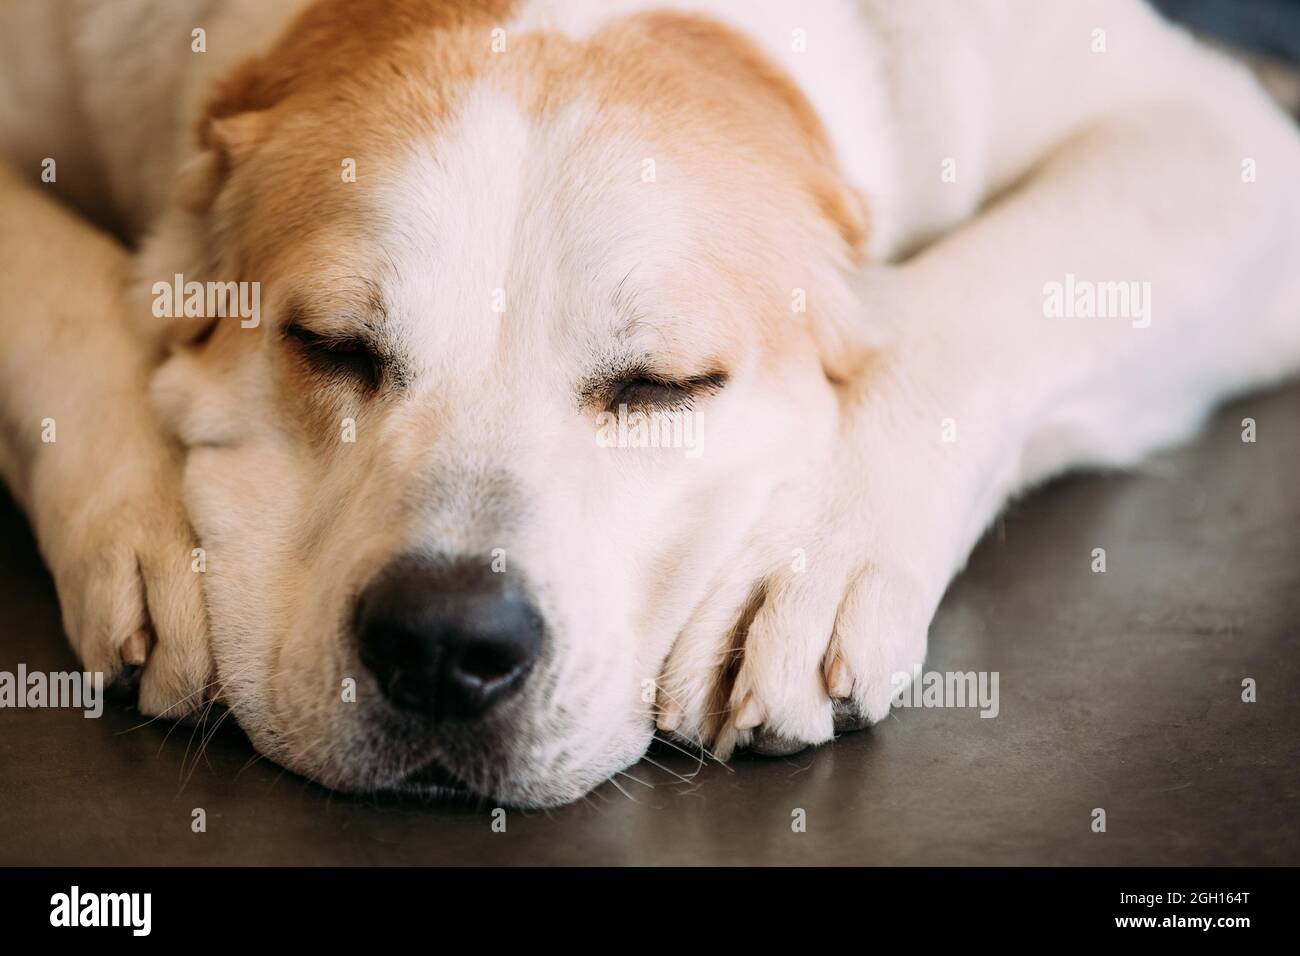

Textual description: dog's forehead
[367,81,735,371]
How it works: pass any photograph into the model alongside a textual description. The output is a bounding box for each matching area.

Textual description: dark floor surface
[1,385,1297,865]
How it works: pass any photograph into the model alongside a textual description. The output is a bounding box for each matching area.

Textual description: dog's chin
[382,759,581,808]
[395,756,478,799]
[387,752,634,808]
[245,725,653,807]
[390,725,658,808]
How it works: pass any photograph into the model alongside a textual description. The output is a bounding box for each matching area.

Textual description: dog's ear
[813,173,871,262]
[179,40,293,213]
[793,176,877,385]
[786,148,878,381]
[169,109,270,219]
[178,9,325,212]
[134,0,373,352]
[131,66,283,352]
[804,268,879,385]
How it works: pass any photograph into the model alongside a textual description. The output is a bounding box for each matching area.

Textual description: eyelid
[282,320,386,389]
[598,368,729,411]
[283,321,366,349]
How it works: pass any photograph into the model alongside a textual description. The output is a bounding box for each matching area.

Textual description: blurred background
[1155,0,1300,60]
[1157,0,1300,112]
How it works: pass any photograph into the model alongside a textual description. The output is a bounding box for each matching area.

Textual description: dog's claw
[656,697,683,733]
[121,629,149,666]
[734,694,764,730]
[825,654,853,698]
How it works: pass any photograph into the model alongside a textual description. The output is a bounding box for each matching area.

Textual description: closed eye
[600,369,729,412]
[283,322,385,390]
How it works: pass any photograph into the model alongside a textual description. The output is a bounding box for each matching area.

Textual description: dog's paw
[654,345,990,761]
[655,381,951,759]
[658,548,933,759]
[34,450,212,720]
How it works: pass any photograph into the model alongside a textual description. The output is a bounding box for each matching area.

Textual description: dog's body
[2,0,1298,805]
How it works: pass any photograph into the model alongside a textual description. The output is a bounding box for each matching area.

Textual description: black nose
[355,559,544,720]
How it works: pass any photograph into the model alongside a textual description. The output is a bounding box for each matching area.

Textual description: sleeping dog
[2,0,1298,806]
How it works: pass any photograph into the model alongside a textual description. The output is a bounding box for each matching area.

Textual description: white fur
[2,0,1298,804]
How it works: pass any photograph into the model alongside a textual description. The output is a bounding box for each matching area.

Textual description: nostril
[435,596,543,718]
[458,644,525,683]
[355,558,544,721]
[439,640,533,716]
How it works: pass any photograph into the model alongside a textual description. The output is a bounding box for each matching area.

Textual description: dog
[2,0,1298,807]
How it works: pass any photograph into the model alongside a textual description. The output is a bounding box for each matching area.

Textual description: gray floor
[1,384,1297,866]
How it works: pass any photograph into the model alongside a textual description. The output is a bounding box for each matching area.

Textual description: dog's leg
[662,83,1300,755]
[0,163,212,716]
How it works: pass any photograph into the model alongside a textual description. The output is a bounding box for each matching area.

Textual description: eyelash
[281,324,722,410]
[604,371,728,412]
[283,322,384,390]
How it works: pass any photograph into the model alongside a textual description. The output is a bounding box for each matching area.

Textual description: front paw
[657,343,1007,760]
[37,459,212,720]
[658,547,935,760]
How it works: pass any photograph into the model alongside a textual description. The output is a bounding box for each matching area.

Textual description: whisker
[606,775,638,804]
[615,769,655,790]
[638,753,698,786]
[644,679,732,769]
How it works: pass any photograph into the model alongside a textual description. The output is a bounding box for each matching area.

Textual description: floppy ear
[130,0,349,352]
[805,271,880,385]
[813,173,871,258]
[179,35,294,216]
[803,181,879,383]
[801,135,876,383]
[131,95,276,353]
[180,111,271,211]
[791,171,880,385]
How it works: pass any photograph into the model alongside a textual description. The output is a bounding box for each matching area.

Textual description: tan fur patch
[204,0,520,129]
[196,0,867,267]
[583,12,869,253]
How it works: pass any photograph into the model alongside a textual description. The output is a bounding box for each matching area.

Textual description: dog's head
[142,0,869,805]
